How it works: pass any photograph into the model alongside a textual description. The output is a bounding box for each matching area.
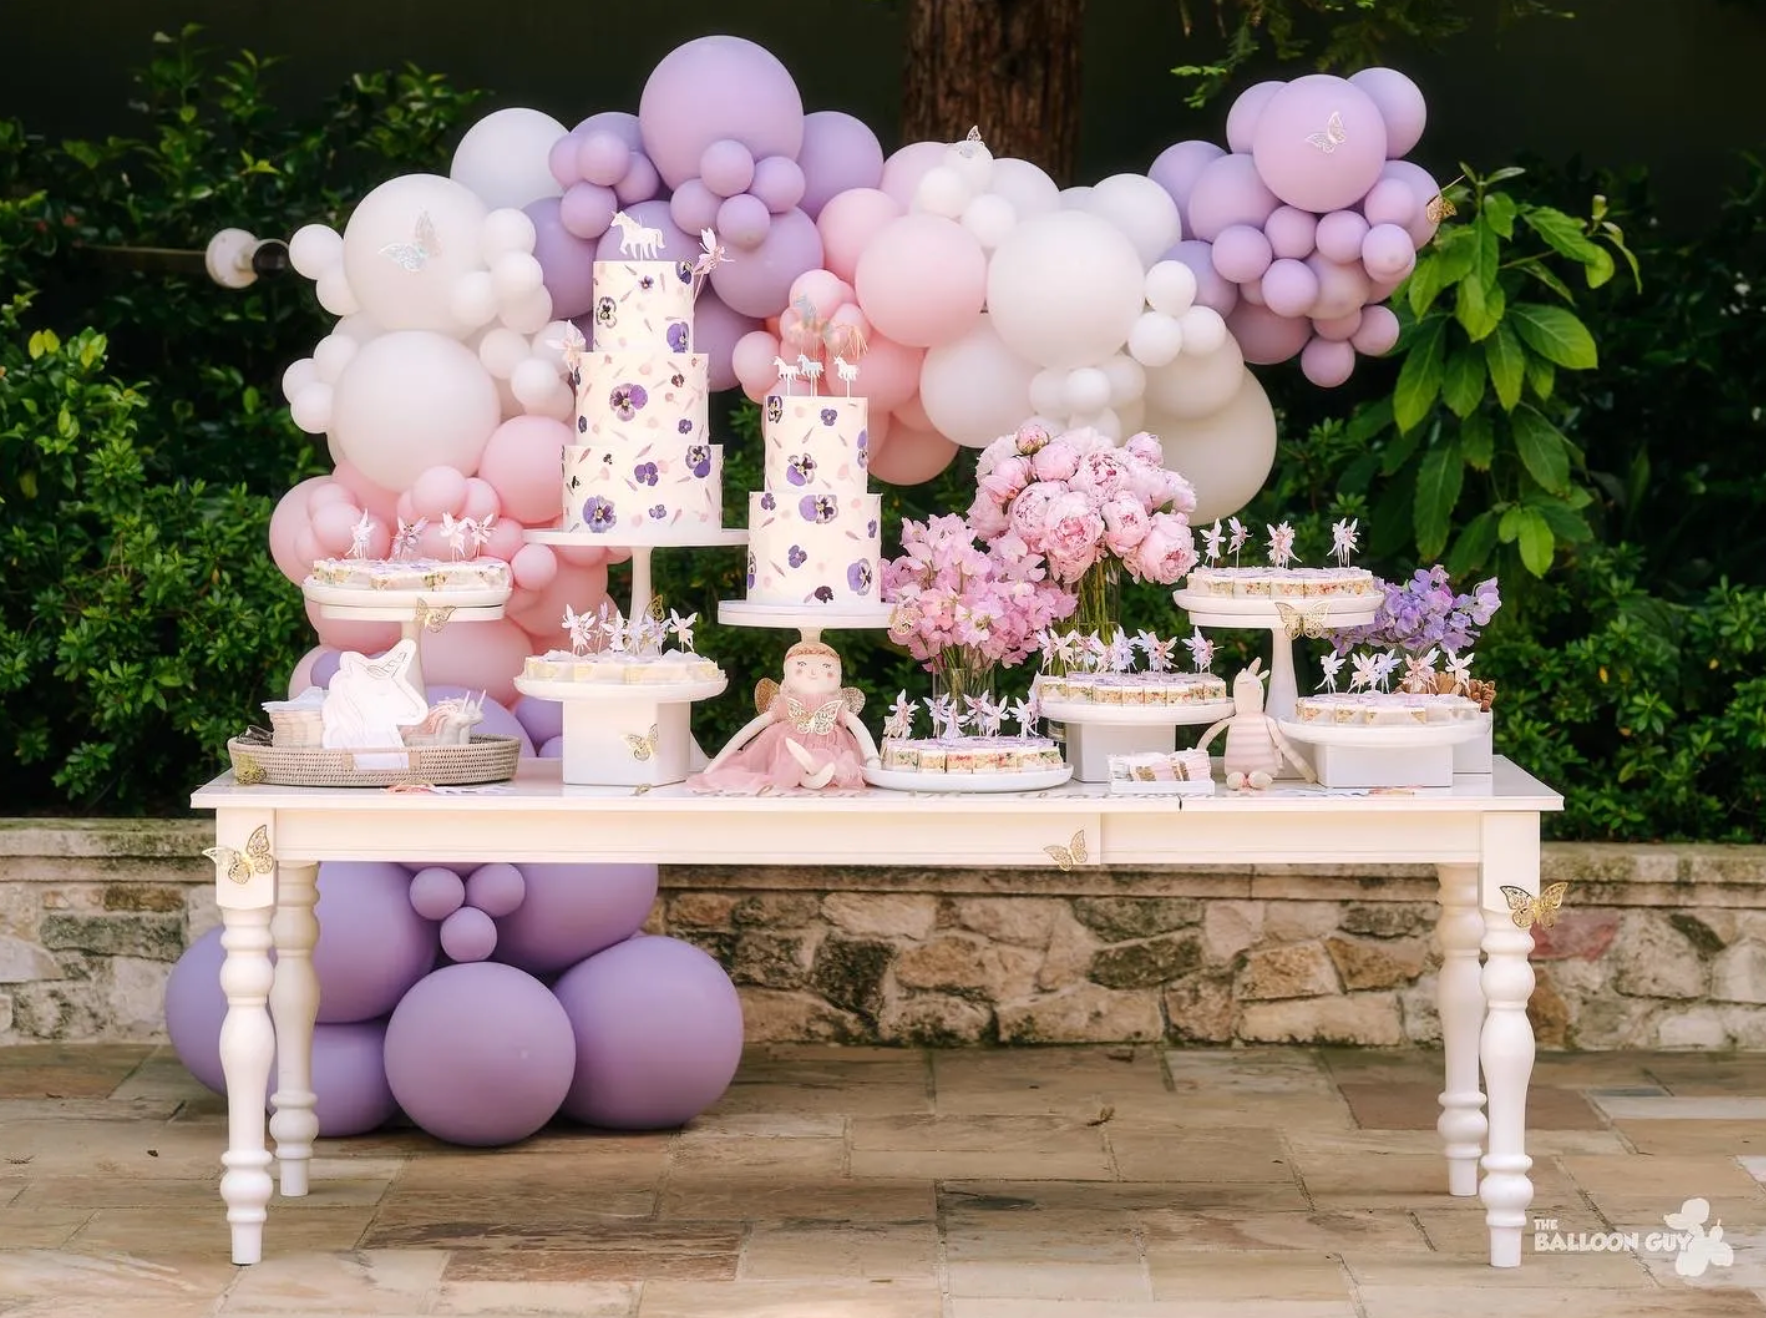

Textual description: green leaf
[1447,509,1499,575]
[1482,192,1518,239]
[1484,323,1526,409]
[1460,413,1496,471]
[1346,396,1393,446]
[1406,255,1446,318]
[1522,207,1605,265]
[1455,272,1506,342]
[1413,439,1464,559]
[1432,226,1478,286]
[1509,303,1598,370]
[1393,317,1447,433]
[1441,348,1487,418]
[1512,405,1572,494]
[1584,245,1615,289]
[1510,506,1555,576]
[1483,166,1526,184]
[1526,356,1555,401]
[1600,221,1643,290]
[1519,262,1577,304]
[1531,496,1594,544]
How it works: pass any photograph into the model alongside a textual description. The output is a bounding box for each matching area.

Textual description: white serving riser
[863,763,1074,794]
[311,603,506,624]
[1040,698,1235,785]
[1278,716,1487,790]
[301,581,512,612]
[1037,698,1234,728]
[512,675,727,788]
[717,599,897,642]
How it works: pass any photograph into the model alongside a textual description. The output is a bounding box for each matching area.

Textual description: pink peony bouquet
[882,514,1076,672]
[967,422,1199,586]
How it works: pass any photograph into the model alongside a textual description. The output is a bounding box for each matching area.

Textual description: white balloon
[329,330,501,490]
[477,327,531,379]
[1127,311,1184,369]
[281,357,318,404]
[482,207,538,261]
[449,107,569,210]
[315,266,359,317]
[500,285,554,335]
[289,382,333,435]
[987,211,1147,371]
[531,377,575,422]
[531,321,576,367]
[1071,406,1123,441]
[511,356,564,410]
[1142,336,1247,420]
[961,193,1017,250]
[450,271,499,330]
[1145,260,1199,317]
[334,313,382,344]
[311,333,359,384]
[1144,371,1278,524]
[1064,367,1112,416]
[1079,173,1183,268]
[944,139,995,193]
[987,157,1061,219]
[918,314,1040,448]
[289,224,343,280]
[342,174,489,331]
[914,165,972,219]
[1100,353,1146,406]
[492,251,545,300]
[1118,396,1146,434]
[1178,305,1229,357]
[1060,186,1094,207]
[1029,369,1068,417]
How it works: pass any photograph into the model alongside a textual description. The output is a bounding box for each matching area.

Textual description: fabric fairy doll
[689,640,880,792]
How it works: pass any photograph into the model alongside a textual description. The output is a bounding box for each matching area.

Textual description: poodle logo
[1532,1199,1734,1278]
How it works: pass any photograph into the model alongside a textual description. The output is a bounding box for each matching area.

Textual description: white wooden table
[191,757,1561,1269]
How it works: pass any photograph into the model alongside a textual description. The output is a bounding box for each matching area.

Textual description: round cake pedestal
[1036,697,1236,784]
[1171,590,1379,723]
[512,675,728,787]
[716,599,897,645]
[863,763,1073,794]
[527,528,747,621]
[1277,716,1489,790]
[303,584,512,695]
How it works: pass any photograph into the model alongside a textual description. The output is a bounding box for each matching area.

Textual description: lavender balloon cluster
[1334,565,1502,655]
[1149,68,1441,387]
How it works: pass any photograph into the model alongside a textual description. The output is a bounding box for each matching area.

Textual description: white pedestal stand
[301,580,512,696]
[1277,718,1490,789]
[511,675,728,786]
[1037,695,1236,784]
[528,526,748,623]
[717,599,898,646]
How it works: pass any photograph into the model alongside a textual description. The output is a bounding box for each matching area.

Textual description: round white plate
[526,526,749,549]
[863,763,1074,794]
[1277,717,1489,749]
[1171,589,1379,628]
[1038,698,1236,728]
[718,600,899,631]
[302,580,512,612]
[514,675,729,704]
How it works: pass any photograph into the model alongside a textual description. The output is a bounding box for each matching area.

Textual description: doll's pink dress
[688,695,867,793]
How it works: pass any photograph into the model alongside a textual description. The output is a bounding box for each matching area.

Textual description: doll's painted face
[785,651,842,698]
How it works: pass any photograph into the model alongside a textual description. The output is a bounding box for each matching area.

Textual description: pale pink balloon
[332,461,400,522]
[1239,278,1267,307]
[555,544,610,569]
[1349,67,1428,158]
[816,187,904,282]
[311,500,367,555]
[867,422,959,486]
[1264,206,1318,260]
[1315,209,1371,264]
[461,477,501,523]
[1361,223,1416,281]
[893,391,932,432]
[307,481,355,511]
[1300,336,1357,387]
[511,542,559,590]
[733,328,784,401]
[396,491,418,524]
[480,516,525,561]
[843,332,923,413]
[854,213,986,349]
[1185,153,1279,242]
[287,645,335,699]
[507,562,611,639]
[789,268,854,315]
[878,141,948,208]
[1260,259,1319,319]
[1312,309,1364,342]
[1368,275,1404,304]
[269,478,330,583]
[419,616,536,706]
[477,415,573,525]
[1305,255,1373,320]
[293,528,323,570]
[305,598,401,653]
[412,466,469,519]
[415,522,455,561]
[1226,301,1312,365]
[1211,224,1274,284]
[1250,75,1388,213]
[1351,304,1402,355]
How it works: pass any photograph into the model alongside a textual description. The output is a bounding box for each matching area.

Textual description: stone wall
[2,819,1764,1050]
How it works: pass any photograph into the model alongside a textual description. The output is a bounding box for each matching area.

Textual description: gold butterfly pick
[1425,175,1465,227]
[202,825,275,886]
[625,723,661,762]
[1275,600,1332,641]
[1044,828,1088,871]
[414,599,456,632]
[1499,881,1569,930]
[233,754,267,786]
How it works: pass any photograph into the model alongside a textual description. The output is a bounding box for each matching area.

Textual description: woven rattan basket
[226,734,521,788]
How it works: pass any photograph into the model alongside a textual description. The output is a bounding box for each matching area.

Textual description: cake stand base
[716,600,897,645]
[513,676,727,788]
[1062,723,1177,784]
[1309,742,1454,789]
[1454,717,1495,774]
[527,529,746,621]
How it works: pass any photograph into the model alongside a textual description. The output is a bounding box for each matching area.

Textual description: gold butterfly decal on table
[202,825,274,886]
[1275,600,1333,640]
[625,723,661,761]
[1044,828,1088,871]
[1499,881,1569,930]
[1305,111,1347,154]
[233,754,267,786]
[414,600,456,632]
[1425,175,1466,226]
[380,211,440,272]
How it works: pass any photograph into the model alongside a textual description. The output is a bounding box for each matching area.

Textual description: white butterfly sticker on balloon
[380,211,440,272]
[1305,111,1347,155]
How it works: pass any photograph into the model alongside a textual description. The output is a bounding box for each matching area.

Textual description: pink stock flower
[1031,441,1081,483]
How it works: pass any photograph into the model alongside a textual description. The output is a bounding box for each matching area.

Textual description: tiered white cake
[744,393,881,606]
[561,259,722,535]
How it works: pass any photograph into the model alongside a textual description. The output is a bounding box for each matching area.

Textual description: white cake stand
[717,599,898,645]
[512,674,729,786]
[527,526,747,621]
[1172,589,1379,724]
[1035,695,1237,784]
[302,580,511,695]
[1277,716,1488,789]
[863,762,1073,794]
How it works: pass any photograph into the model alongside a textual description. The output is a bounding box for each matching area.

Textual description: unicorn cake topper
[773,354,801,395]
[610,210,664,260]
[797,352,824,396]
[832,353,861,396]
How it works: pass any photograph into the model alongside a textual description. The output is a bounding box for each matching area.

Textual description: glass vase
[932,647,997,736]
[1071,558,1123,643]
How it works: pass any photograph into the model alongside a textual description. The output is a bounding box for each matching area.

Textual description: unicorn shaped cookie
[1195,659,1315,790]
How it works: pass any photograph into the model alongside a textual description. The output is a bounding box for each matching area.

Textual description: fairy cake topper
[1009,695,1039,736]
[1266,521,1296,570]
[968,693,1006,737]
[610,210,665,260]
[1227,516,1250,567]
[1403,646,1440,692]
[1331,517,1360,568]
[1202,520,1224,566]
[392,517,426,561]
[347,510,374,561]
[1445,649,1474,693]
[667,609,697,654]
[552,322,587,375]
[691,228,730,296]
[884,690,916,741]
[1183,629,1215,674]
[562,604,597,656]
[1317,652,1346,693]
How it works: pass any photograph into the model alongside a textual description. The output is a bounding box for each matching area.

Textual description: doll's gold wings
[754,678,781,714]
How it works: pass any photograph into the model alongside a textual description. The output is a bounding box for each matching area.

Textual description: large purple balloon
[552,936,744,1130]
[164,927,399,1136]
[795,111,885,219]
[639,37,805,190]
[313,862,440,1023]
[425,685,537,757]
[494,862,659,975]
[1163,240,1239,316]
[592,199,698,265]
[1349,67,1428,158]
[708,207,824,319]
[384,962,575,1146]
[1250,75,1388,213]
[1186,153,1280,242]
[693,290,762,392]
[1225,81,1285,154]
[511,693,563,745]
[1147,140,1225,235]
[524,198,597,321]
[573,111,643,150]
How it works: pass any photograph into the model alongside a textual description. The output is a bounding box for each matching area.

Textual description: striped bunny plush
[1196,659,1315,791]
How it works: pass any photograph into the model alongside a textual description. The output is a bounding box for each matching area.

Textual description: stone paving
[4,1044,1766,1316]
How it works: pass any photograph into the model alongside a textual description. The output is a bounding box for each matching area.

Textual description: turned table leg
[1435,864,1487,1197]
[268,862,321,1198]
[218,904,277,1266]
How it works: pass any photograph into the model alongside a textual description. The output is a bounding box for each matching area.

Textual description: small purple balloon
[1377,160,1442,247]
[794,111,884,218]
[708,206,823,319]
[539,734,564,759]
[692,288,763,392]
[1227,299,1311,364]
[1312,308,1364,342]
[560,181,617,241]
[410,865,467,921]
[1260,258,1319,319]
[717,193,772,249]
[525,197,598,321]
[1361,222,1417,280]
[1352,303,1402,355]
[310,651,342,689]
[699,139,757,198]
[511,693,563,745]
[1305,254,1373,320]
[1211,223,1273,284]
[1350,67,1428,158]
[670,178,722,236]
[1163,239,1239,316]
[1301,335,1357,387]
[1186,153,1280,242]
[384,962,576,1147]
[441,906,499,962]
[466,862,527,918]
[1363,177,1418,229]
[1315,209,1371,264]
[552,935,744,1130]
[750,155,806,214]
[494,861,660,975]
[1264,206,1318,261]
[548,134,583,190]
[638,35,806,190]
[614,152,662,207]
[1225,81,1285,154]
[573,111,643,149]
[313,862,441,1024]
[1147,140,1226,234]
[578,131,634,189]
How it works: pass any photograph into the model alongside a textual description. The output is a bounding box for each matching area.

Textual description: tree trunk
[900,0,1087,185]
